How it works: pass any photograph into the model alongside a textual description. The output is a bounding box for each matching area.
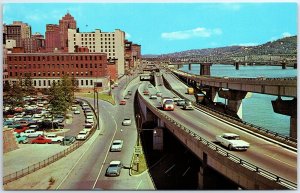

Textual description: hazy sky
[2,2,297,54]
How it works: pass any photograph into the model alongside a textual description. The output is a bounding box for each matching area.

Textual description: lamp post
[135,113,141,172]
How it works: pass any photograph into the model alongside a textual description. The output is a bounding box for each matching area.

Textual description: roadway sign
[134,146,143,155]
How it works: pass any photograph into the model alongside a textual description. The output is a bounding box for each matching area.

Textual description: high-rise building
[59,13,77,52]
[68,29,125,77]
[12,21,31,39]
[45,24,60,52]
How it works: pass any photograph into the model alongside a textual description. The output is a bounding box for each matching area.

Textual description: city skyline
[3,2,297,54]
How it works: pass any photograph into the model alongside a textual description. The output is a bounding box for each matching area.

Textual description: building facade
[59,13,77,52]
[22,33,45,53]
[6,52,109,91]
[3,22,31,47]
[68,29,125,77]
[45,24,60,52]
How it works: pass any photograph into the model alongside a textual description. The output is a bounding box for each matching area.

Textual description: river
[179,64,297,136]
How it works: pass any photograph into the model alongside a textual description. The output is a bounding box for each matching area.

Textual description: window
[48,80,51,86]
[86,80,88,85]
[90,71,93,75]
[34,80,36,86]
[81,80,84,85]
[85,64,88,68]
[90,80,93,85]
[38,80,41,86]
[76,64,78,68]
[43,80,46,86]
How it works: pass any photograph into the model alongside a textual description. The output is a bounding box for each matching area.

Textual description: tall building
[12,21,32,39]
[3,22,31,47]
[59,13,77,51]
[45,24,60,52]
[68,29,125,77]
[6,52,109,91]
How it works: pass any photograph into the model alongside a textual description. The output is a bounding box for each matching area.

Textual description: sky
[2,2,298,55]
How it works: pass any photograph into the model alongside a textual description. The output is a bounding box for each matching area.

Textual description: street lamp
[135,113,141,172]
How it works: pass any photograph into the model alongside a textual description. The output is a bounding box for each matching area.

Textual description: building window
[86,80,88,85]
[90,80,93,85]
[81,80,84,85]
[90,71,93,75]
[15,72,18,76]
[34,80,36,86]
[39,80,41,86]
[85,64,88,68]
[48,80,51,86]
[43,80,46,86]
[76,64,78,68]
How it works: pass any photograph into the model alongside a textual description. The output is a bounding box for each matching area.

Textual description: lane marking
[136,180,143,190]
[92,113,118,189]
[182,167,190,177]
[263,154,296,168]
[164,164,175,174]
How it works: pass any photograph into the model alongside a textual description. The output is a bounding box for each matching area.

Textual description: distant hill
[143,35,297,58]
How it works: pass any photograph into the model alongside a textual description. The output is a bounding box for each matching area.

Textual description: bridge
[136,69,297,189]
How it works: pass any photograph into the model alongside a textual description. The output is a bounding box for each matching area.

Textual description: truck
[187,87,194,95]
[161,97,174,111]
[216,133,250,151]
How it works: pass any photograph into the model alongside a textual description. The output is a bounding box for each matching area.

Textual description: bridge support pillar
[200,63,212,76]
[271,97,297,138]
[153,127,163,151]
[188,63,192,70]
[294,63,297,69]
[235,62,240,70]
[198,152,208,189]
[208,87,218,102]
[281,62,287,69]
[218,90,248,119]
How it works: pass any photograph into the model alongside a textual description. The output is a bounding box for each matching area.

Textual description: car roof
[222,133,239,137]
[113,140,123,143]
[110,161,121,165]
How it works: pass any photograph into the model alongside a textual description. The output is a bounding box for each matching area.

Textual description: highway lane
[57,75,154,190]
[139,74,297,185]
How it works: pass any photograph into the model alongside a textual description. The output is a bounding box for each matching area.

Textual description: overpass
[170,69,297,138]
[136,74,297,190]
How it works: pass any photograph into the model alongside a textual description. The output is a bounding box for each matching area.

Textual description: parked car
[45,134,64,143]
[127,91,132,95]
[149,94,157,99]
[183,100,194,110]
[110,140,124,152]
[83,123,93,132]
[105,161,123,177]
[54,115,64,123]
[14,126,29,133]
[122,118,132,126]
[71,105,78,111]
[119,100,126,105]
[216,133,250,151]
[31,136,52,144]
[124,95,130,99]
[61,136,76,146]
[21,129,43,138]
[86,118,94,124]
[143,90,149,95]
[14,133,28,144]
[76,130,89,140]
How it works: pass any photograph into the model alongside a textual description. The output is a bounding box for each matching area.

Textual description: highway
[57,75,155,190]
[137,71,297,186]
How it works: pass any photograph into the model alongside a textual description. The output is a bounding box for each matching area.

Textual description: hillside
[143,36,297,58]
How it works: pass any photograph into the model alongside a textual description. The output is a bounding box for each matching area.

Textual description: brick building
[125,40,142,70]
[45,24,60,52]
[59,13,77,51]
[3,21,31,47]
[22,33,45,53]
[6,52,110,91]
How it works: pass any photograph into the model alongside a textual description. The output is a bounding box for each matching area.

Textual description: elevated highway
[136,73,297,189]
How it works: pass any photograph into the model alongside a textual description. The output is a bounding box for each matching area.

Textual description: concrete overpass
[136,77,297,190]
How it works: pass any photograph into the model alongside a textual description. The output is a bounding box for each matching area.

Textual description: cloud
[161,27,222,40]
[282,32,292,37]
[125,32,131,39]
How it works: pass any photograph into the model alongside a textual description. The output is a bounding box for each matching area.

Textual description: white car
[20,129,43,138]
[110,140,124,152]
[86,118,94,124]
[216,133,250,151]
[122,118,132,126]
[74,110,80,114]
[45,134,64,143]
[76,130,89,140]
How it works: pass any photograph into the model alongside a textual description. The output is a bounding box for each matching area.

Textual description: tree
[22,74,36,95]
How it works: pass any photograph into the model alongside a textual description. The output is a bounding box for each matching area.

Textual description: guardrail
[3,98,98,185]
[165,71,297,148]
[137,88,297,189]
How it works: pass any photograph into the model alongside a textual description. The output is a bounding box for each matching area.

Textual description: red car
[31,136,52,144]
[119,100,126,105]
[143,90,149,95]
[14,126,29,133]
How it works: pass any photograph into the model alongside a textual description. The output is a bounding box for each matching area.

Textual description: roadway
[137,71,297,186]
[56,75,155,190]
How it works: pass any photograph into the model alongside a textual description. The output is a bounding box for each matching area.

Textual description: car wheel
[57,140,61,143]
[228,144,233,150]
[22,141,26,144]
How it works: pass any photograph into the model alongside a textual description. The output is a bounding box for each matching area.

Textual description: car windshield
[165,100,173,104]
[113,142,121,145]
